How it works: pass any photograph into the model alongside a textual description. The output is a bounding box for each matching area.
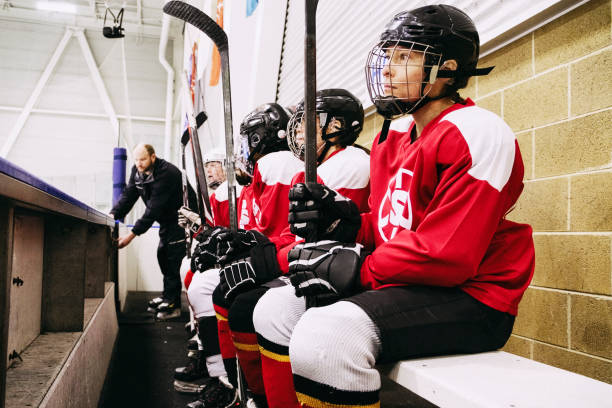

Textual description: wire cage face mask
[365,40,443,118]
[287,110,308,161]
[236,134,254,177]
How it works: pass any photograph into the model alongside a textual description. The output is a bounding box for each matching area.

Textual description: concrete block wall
[355,0,611,384]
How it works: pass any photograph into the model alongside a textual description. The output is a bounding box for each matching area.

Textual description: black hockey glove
[288,240,363,308]
[218,230,282,301]
[191,226,226,272]
[288,182,361,243]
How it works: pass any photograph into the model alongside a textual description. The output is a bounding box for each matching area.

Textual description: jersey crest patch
[252,198,261,226]
[378,168,413,242]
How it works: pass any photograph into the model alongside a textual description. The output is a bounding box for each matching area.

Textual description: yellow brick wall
[357,0,612,384]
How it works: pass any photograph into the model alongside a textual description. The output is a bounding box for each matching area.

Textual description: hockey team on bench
[160,5,535,408]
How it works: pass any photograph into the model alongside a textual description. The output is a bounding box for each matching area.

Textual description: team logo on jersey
[239,200,250,229]
[252,198,261,226]
[378,168,413,242]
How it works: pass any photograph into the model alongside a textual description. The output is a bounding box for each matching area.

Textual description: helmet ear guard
[239,103,291,163]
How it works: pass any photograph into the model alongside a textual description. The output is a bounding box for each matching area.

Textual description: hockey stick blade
[163,1,227,51]
[181,111,208,146]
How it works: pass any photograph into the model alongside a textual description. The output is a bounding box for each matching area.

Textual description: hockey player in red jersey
[187,103,302,408]
[217,89,370,408]
[252,5,535,408]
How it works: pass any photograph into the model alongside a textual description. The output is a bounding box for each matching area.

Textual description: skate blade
[155,309,181,321]
[173,380,206,394]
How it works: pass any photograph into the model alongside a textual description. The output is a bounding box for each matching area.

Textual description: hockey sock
[214,304,237,387]
[198,316,225,378]
[227,286,270,399]
[232,331,265,397]
[257,334,299,408]
[293,374,380,408]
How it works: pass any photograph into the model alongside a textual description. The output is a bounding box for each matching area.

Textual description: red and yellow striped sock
[232,331,265,397]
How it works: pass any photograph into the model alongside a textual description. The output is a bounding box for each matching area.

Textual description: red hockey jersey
[238,183,255,230]
[210,181,243,228]
[274,146,371,272]
[250,150,303,238]
[356,100,534,315]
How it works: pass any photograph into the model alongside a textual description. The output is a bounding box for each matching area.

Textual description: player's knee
[253,285,304,346]
[228,287,268,332]
[188,271,219,317]
[179,257,190,284]
[212,282,228,309]
[290,301,381,378]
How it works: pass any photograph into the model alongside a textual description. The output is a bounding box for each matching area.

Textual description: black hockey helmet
[366,5,493,118]
[239,103,290,162]
[287,88,364,160]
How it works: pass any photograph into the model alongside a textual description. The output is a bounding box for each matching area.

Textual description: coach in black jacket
[111,143,196,318]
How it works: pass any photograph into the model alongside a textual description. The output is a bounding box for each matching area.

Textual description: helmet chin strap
[316,140,333,164]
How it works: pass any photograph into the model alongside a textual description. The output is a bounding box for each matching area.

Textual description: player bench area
[379,350,612,407]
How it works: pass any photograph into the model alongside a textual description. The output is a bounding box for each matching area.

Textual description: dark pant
[157,224,186,303]
[347,286,515,363]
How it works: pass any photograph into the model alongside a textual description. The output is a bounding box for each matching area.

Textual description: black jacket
[111,158,197,235]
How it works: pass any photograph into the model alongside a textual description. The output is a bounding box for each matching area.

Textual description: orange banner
[209,0,224,86]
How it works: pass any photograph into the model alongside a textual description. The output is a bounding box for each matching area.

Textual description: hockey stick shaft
[304,0,318,184]
[218,53,238,233]
[180,144,192,258]
[182,85,213,226]
[164,0,237,232]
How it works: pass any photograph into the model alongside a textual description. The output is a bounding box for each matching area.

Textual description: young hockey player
[218,89,371,408]
[186,103,302,408]
[174,150,233,395]
[252,5,535,407]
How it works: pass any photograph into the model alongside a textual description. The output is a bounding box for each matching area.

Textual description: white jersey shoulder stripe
[210,180,242,202]
[213,180,228,201]
[441,106,516,192]
[257,150,303,185]
[318,146,370,190]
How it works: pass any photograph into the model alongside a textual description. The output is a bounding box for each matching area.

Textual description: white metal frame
[0,26,137,159]
[0,28,72,158]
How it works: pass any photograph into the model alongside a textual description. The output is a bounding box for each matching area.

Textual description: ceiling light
[36,1,77,14]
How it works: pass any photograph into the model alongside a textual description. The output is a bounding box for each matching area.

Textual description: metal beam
[74,29,135,156]
[0,28,72,158]
[0,105,165,122]
[159,7,175,160]
[120,38,134,151]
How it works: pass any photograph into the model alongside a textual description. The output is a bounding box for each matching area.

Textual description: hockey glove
[216,229,265,265]
[218,258,257,302]
[191,226,226,272]
[288,182,361,243]
[178,206,201,235]
[218,231,282,301]
[288,240,363,308]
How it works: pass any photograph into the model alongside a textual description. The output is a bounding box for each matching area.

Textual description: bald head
[133,143,156,173]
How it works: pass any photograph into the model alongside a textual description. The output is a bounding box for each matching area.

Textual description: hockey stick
[180,133,192,257]
[164,0,238,234]
[182,83,214,227]
[179,112,208,257]
[304,0,318,185]
[164,2,245,404]
[304,0,320,243]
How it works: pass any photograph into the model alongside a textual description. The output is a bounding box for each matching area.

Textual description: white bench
[382,351,612,408]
